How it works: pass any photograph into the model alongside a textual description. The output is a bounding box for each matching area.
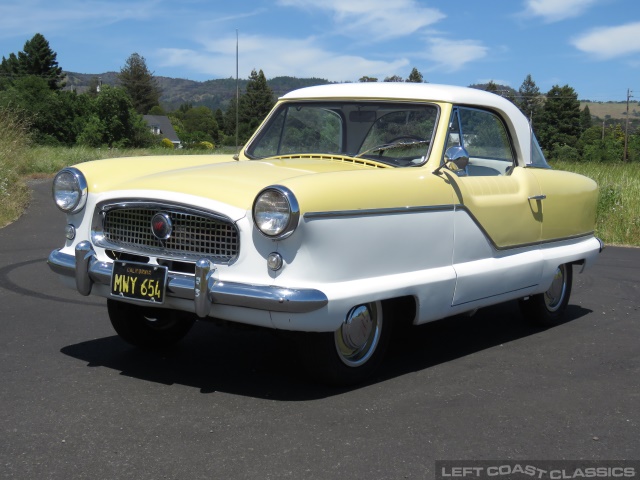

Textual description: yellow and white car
[48,83,603,385]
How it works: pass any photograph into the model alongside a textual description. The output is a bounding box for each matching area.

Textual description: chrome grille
[97,204,239,262]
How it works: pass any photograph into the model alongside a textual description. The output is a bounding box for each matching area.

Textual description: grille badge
[151,212,173,240]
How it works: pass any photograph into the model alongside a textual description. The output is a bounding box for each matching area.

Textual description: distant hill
[66,74,636,121]
[581,101,640,121]
[63,71,331,112]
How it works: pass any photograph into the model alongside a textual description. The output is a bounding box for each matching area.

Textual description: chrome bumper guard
[48,241,328,317]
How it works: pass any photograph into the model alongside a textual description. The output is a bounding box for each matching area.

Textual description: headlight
[52,167,88,213]
[252,186,300,239]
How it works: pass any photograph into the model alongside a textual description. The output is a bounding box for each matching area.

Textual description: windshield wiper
[355,139,430,158]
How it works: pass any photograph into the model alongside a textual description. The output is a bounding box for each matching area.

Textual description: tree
[485,80,498,93]
[384,75,404,82]
[359,76,378,82]
[78,85,154,148]
[406,67,424,83]
[182,106,220,145]
[517,74,543,124]
[117,53,161,115]
[0,75,86,145]
[0,53,20,87]
[237,69,274,143]
[0,34,64,90]
[580,105,592,132]
[537,84,581,154]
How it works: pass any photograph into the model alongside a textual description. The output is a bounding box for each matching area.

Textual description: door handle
[528,194,546,201]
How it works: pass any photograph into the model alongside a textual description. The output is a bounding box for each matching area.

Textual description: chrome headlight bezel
[52,167,88,213]
[252,185,300,240]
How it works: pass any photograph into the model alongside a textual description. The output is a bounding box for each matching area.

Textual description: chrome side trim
[47,248,328,315]
[303,204,455,219]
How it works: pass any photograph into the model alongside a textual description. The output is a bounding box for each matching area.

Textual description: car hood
[77,154,387,210]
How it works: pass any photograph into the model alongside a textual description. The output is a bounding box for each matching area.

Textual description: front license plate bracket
[110,261,168,304]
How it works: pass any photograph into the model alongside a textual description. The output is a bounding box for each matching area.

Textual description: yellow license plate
[110,261,167,304]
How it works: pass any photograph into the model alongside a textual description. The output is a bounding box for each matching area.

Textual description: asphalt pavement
[0,179,638,479]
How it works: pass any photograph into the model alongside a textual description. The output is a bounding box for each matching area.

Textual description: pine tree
[1,34,64,90]
[238,69,274,143]
[117,53,161,115]
[485,81,498,93]
[517,74,543,124]
[537,85,581,153]
[406,67,424,83]
[580,105,592,132]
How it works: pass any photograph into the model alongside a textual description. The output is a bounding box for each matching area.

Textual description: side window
[452,107,515,176]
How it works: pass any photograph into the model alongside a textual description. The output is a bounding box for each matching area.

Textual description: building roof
[143,115,180,144]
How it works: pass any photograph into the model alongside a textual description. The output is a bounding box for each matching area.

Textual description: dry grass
[0,109,31,227]
[581,101,640,120]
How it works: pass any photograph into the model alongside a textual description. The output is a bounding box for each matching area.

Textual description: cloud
[0,0,159,37]
[572,22,640,59]
[420,38,489,72]
[277,0,446,40]
[522,0,600,22]
[158,34,409,82]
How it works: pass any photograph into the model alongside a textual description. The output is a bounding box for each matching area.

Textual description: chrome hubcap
[544,265,567,312]
[335,302,381,367]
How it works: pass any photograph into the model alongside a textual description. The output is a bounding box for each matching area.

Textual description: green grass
[551,160,640,246]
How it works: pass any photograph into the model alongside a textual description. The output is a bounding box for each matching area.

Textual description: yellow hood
[76,154,386,210]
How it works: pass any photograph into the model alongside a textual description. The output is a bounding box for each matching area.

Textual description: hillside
[581,101,640,121]
[64,72,638,121]
[63,72,331,111]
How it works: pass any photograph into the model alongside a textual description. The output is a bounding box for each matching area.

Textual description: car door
[444,107,544,306]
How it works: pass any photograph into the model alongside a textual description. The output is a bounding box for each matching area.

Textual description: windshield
[245,101,439,167]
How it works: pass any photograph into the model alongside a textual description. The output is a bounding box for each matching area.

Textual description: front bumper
[48,241,328,317]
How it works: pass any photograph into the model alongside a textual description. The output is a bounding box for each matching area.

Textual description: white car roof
[282,82,509,110]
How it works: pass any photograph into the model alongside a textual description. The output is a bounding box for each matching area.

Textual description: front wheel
[107,299,195,349]
[519,264,573,326]
[299,301,392,386]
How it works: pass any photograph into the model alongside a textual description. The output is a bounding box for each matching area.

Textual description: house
[143,115,181,148]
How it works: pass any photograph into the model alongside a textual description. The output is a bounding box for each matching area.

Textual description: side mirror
[433,146,470,176]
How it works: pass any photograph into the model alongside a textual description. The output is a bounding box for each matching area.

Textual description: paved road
[1,180,638,479]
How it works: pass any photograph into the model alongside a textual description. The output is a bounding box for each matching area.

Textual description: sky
[0,0,639,101]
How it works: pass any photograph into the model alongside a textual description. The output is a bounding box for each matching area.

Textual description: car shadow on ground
[60,300,592,401]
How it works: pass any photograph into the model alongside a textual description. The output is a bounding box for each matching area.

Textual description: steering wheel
[386,135,426,144]
[378,135,428,159]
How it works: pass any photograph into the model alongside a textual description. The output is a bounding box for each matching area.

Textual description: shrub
[196,141,214,150]
[161,138,175,149]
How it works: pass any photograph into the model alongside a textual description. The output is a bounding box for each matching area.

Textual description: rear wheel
[519,264,573,326]
[300,301,392,386]
[107,299,195,349]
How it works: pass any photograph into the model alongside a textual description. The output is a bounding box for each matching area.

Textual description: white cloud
[158,34,409,82]
[0,0,159,37]
[421,38,489,72]
[572,22,640,59]
[277,0,445,40]
[522,0,600,22]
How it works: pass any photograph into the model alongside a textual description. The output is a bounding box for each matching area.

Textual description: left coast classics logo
[151,212,173,241]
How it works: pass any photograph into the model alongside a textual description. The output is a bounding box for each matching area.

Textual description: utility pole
[624,88,633,162]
